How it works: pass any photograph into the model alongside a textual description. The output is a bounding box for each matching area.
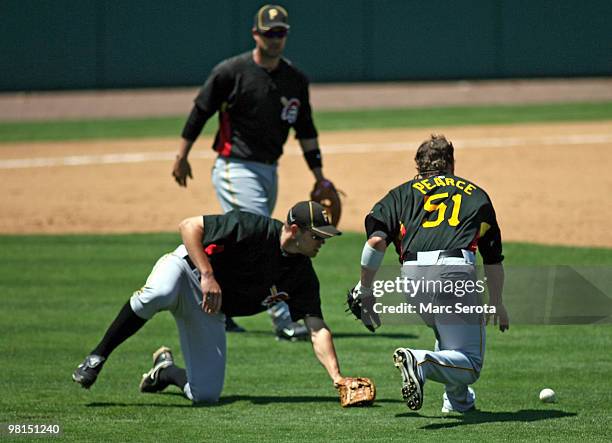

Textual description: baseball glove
[346,284,381,333]
[335,377,376,407]
[310,179,343,226]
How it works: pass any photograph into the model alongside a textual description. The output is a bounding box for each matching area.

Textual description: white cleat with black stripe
[393,348,424,410]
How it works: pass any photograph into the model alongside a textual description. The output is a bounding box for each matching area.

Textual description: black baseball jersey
[199,210,322,319]
[182,51,318,164]
[365,174,503,264]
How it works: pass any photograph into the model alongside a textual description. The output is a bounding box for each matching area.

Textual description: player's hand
[332,375,345,388]
[360,290,381,331]
[200,273,222,314]
[172,155,193,187]
[347,283,381,332]
[487,303,509,332]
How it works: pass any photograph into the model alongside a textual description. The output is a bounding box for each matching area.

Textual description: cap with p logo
[254,4,290,32]
[287,201,342,238]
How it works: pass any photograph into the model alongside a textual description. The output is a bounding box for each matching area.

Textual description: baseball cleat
[441,405,477,414]
[275,321,309,342]
[139,346,174,393]
[72,355,106,389]
[393,348,424,410]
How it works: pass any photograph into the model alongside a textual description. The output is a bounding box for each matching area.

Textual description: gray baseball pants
[130,245,226,403]
[211,157,278,217]
[401,251,484,412]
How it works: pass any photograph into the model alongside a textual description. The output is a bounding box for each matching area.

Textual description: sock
[159,365,188,388]
[90,300,147,359]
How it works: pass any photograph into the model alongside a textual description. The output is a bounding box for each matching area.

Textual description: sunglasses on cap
[259,28,288,39]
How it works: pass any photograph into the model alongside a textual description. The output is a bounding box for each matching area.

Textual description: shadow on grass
[87,394,404,408]
[218,395,403,407]
[220,395,361,406]
[333,332,419,339]
[232,330,418,340]
[396,409,576,429]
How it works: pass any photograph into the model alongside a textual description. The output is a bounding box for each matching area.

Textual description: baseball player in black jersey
[354,134,509,413]
[172,4,335,339]
[73,201,354,403]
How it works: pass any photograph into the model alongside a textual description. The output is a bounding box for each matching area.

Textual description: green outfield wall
[1,0,610,91]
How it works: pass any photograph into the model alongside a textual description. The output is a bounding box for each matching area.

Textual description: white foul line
[1,133,611,170]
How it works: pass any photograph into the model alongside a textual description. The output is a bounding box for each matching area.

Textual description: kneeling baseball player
[349,135,509,413]
[73,201,374,406]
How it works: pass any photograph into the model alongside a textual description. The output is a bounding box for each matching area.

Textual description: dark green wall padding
[1,0,610,91]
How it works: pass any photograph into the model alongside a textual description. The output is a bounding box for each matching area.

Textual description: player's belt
[184,255,197,270]
[402,248,464,262]
[225,155,278,166]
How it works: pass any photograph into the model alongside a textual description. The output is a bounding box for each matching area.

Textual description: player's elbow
[179,216,204,235]
[367,235,387,251]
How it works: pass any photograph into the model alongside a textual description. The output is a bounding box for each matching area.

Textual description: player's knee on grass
[184,382,222,405]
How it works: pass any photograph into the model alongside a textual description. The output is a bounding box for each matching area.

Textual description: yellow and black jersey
[365,174,503,264]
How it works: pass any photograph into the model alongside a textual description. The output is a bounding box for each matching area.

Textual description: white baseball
[539,388,556,403]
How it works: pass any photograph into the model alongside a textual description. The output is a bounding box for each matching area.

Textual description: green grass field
[2,99,611,440]
[1,233,611,441]
[1,101,611,142]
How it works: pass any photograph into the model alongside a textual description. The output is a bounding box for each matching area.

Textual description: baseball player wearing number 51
[73,201,373,405]
[172,4,338,340]
[352,135,509,413]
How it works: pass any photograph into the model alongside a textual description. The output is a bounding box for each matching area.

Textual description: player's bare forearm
[360,267,377,289]
[484,263,509,331]
[484,263,505,305]
[299,138,325,181]
[179,216,202,257]
[298,137,319,152]
[179,217,214,278]
[177,138,195,159]
[179,216,222,313]
[304,316,343,384]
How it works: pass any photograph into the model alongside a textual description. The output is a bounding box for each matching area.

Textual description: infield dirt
[1,120,611,247]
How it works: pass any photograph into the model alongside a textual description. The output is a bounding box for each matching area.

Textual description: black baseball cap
[254,4,290,32]
[287,201,342,238]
